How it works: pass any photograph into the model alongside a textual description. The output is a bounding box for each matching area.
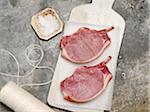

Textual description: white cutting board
[48,0,125,112]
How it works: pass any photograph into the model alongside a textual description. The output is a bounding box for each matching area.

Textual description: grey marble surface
[0,0,149,112]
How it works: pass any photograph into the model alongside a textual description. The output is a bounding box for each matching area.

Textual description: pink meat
[60,56,112,103]
[60,27,114,63]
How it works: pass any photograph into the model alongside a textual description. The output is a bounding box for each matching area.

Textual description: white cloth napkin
[48,22,121,112]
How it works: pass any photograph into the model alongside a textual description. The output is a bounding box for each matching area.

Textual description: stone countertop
[0,0,149,112]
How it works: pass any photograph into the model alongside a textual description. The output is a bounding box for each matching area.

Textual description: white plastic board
[48,0,125,111]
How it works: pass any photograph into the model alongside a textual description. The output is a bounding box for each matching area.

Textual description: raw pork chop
[60,27,114,63]
[60,56,112,103]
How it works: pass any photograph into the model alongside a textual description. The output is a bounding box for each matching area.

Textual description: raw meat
[60,56,112,103]
[60,27,114,63]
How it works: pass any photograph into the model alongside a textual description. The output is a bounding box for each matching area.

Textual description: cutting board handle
[92,0,115,8]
